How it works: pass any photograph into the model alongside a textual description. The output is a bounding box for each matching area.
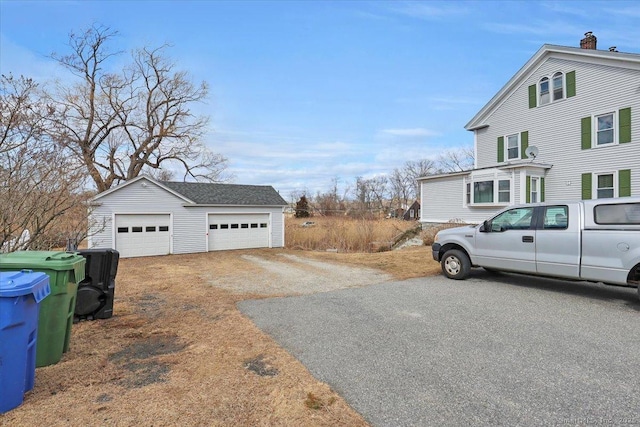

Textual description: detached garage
[88,176,287,258]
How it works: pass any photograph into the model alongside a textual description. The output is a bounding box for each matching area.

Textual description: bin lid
[0,270,51,303]
[0,251,86,282]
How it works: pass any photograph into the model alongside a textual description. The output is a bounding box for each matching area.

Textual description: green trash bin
[0,251,86,367]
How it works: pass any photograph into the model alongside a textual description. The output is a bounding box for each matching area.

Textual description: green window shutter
[528,84,537,108]
[619,107,631,143]
[520,131,529,159]
[566,71,576,98]
[581,173,592,200]
[540,177,545,202]
[581,116,592,150]
[497,136,504,162]
[619,169,631,197]
[526,176,531,203]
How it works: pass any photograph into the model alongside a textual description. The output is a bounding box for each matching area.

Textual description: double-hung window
[552,72,564,101]
[539,77,550,105]
[506,134,519,160]
[530,177,539,203]
[596,173,615,198]
[596,113,615,146]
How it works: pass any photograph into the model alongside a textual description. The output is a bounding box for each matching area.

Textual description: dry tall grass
[285,217,419,252]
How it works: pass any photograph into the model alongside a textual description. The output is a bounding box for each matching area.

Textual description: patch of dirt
[1,247,439,426]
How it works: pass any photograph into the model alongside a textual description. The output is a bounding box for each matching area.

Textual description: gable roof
[161,181,287,206]
[92,175,287,206]
[465,44,640,131]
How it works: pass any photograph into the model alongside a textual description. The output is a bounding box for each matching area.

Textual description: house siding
[420,175,501,224]
[89,179,285,254]
[476,57,640,202]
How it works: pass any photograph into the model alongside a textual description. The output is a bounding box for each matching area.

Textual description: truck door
[474,206,537,273]
[535,205,580,278]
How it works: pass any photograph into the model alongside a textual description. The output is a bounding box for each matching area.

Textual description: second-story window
[507,134,519,160]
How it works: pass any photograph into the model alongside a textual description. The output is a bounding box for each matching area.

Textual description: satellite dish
[525,145,539,159]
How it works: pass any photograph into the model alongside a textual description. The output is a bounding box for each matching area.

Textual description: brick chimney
[580,32,597,49]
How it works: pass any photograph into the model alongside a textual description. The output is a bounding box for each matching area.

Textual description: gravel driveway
[207,253,392,295]
[239,268,640,426]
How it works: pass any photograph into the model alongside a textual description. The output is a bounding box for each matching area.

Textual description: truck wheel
[441,249,471,280]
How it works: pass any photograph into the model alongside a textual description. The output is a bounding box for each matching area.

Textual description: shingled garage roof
[161,181,287,206]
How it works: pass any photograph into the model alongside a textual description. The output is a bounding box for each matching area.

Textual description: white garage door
[208,214,269,251]
[115,214,171,258]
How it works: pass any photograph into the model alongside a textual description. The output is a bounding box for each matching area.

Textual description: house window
[539,77,550,105]
[467,178,511,205]
[506,134,519,160]
[530,177,540,203]
[474,181,494,203]
[539,72,564,106]
[596,113,615,145]
[596,173,615,198]
[552,72,564,101]
[498,180,510,203]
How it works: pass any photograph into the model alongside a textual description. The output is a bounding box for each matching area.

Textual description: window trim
[538,71,565,106]
[530,177,540,203]
[505,133,520,160]
[593,111,616,147]
[464,178,511,206]
[594,171,618,199]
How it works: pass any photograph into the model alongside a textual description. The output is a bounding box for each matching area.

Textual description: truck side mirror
[480,220,490,232]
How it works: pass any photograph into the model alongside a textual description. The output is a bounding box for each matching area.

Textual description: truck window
[594,203,640,224]
[542,206,568,229]
[490,207,535,231]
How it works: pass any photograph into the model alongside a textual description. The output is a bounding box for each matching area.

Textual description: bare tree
[403,159,438,202]
[437,147,475,173]
[47,25,227,192]
[314,178,339,216]
[0,74,87,251]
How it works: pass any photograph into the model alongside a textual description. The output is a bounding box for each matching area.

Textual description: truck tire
[441,249,471,280]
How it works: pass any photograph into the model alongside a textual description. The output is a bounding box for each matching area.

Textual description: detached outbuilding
[88,176,287,258]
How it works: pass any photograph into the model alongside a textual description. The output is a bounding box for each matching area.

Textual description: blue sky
[2,1,639,200]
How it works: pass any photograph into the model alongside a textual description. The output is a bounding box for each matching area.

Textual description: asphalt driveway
[239,270,640,426]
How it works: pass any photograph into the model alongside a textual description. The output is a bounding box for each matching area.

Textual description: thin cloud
[380,128,440,137]
[390,2,470,19]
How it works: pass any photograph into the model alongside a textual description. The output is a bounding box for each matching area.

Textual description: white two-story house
[419,33,640,224]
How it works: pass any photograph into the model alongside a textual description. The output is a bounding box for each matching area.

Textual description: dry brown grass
[1,247,441,426]
[286,217,419,252]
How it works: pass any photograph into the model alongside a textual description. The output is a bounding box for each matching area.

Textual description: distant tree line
[291,148,474,219]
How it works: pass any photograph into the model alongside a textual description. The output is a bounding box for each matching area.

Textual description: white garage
[88,176,287,258]
[207,213,270,251]
[115,214,171,258]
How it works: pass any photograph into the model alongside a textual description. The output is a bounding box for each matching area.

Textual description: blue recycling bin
[0,271,50,413]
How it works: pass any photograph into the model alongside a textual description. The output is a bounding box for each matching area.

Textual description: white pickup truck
[431,197,640,299]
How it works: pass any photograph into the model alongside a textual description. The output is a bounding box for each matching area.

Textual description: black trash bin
[74,249,119,321]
